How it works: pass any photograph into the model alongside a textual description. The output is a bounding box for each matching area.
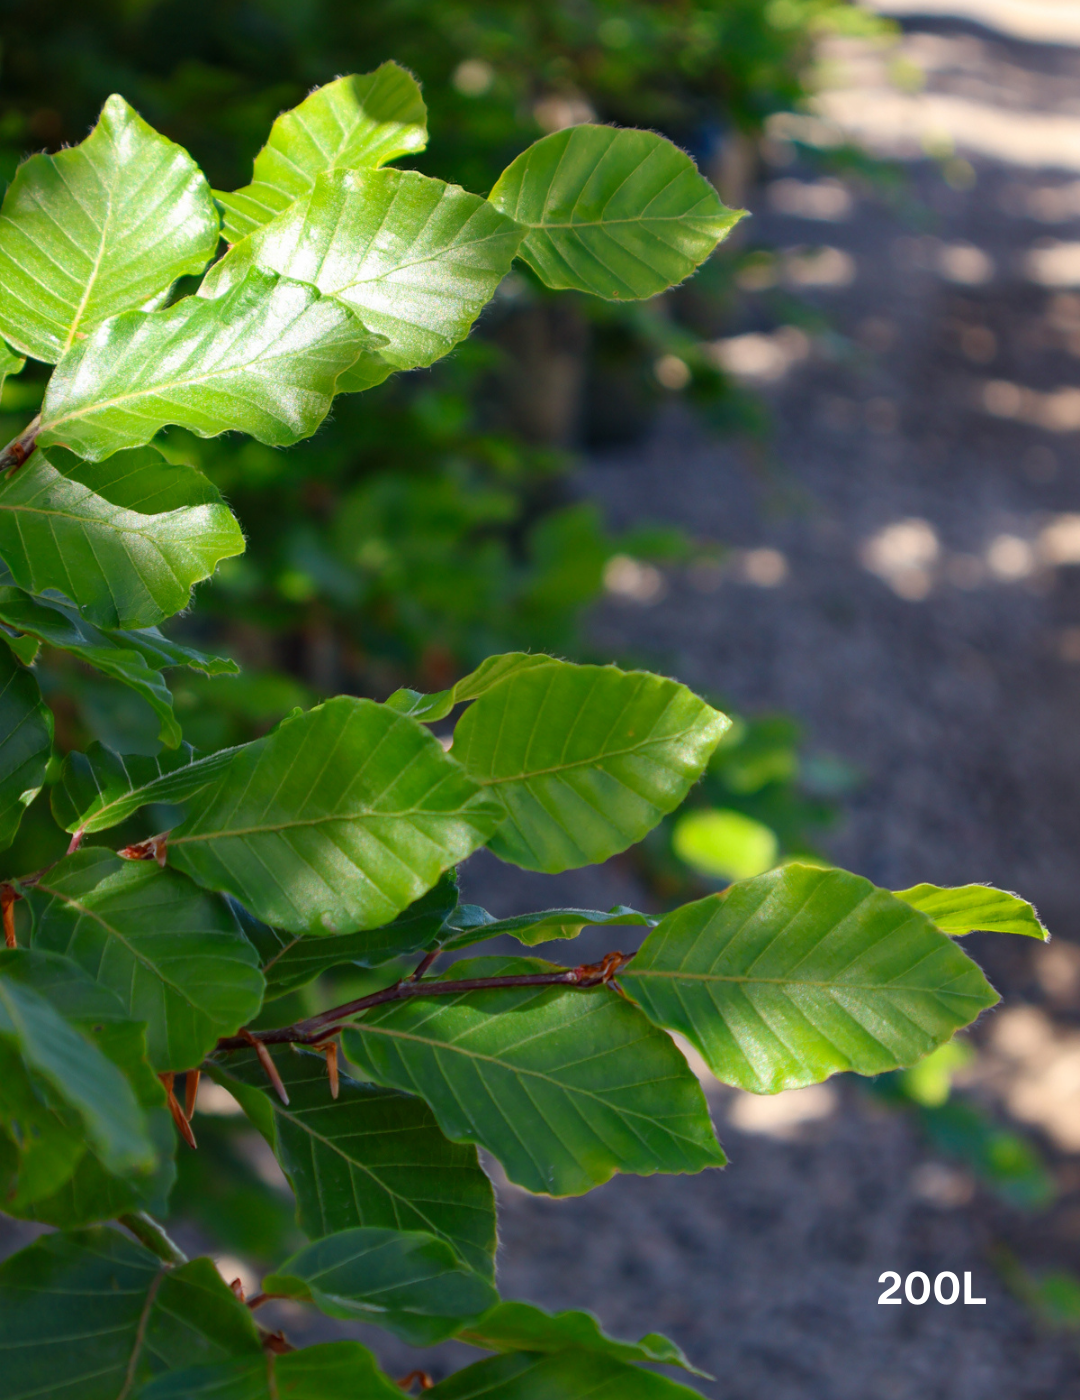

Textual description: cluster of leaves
[0,70,1045,1398]
[0,0,888,733]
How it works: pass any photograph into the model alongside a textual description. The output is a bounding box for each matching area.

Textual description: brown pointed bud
[1,884,20,949]
[241,1030,289,1104]
[118,832,168,866]
[159,1071,197,1150]
[185,1069,201,1120]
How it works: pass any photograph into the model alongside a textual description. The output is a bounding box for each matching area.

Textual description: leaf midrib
[473,723,704,787]
[626,967,984,997]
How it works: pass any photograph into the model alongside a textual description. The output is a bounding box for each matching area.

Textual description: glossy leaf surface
[894,882,1048,940]
[252,872,459,999]
[264,1225,497,1344]
[458,1301,707,1376]
[427,1349,705,1399]
[38,267,375,462]
[51,740,238,835]
[621,865,1000,1094]
[0,642,52,850]
[140,1341,402,1400]
[211,1046,497,1277]
[208,168,523,374]
[0,95,219,362]
[0,446,243,630]
[217,62,428,242]
[0,1228,262,1400]
[489,125,741,300]
[343,955,725,1196]
[169,696,501,936]
[28,849,264,1070]
[451,661,728,872]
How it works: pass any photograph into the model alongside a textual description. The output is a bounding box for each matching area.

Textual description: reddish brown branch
[214,951,635,1054]
[0,415,40,475]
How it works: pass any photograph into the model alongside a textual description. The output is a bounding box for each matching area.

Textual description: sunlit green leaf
[252,871,460,999]
[264,1225,497,1344]
[441,901,654,952]
[27,849,264,1070]
[38,267,376,462]
[168,696,502,936]
[0,94,220,363]
[451,660,728,872]
[386,651,556,723]
[426,1349,706,1399]
[0,641,52,851]
[0,445,243,630]
[0,340,25,391]
[458,1301,708,1376]
[216,62,428,242]
[621,864,1000,1095]
[210,1046,497,1278]
[672,807,779,882]
[489,125,742,300]
[894,882,1049,940]
[139,1341,402,1400]
[207,168,523,376]
[0,1228,262,1400]
[51,740,239,835]
[343,955,725,1196]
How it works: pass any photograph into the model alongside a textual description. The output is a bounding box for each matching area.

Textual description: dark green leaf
[254,871,460,999]
[0,641,52,851]
[51,740,239,835]
[210,1046,497,1278]
[263,1225,497,1344]
[28,849,264,1070]
[426,1349,706,1399]
[488,125,742,300]
[457,1301,708,1377]
[38,267,376,462]
[0,95,219,363]
[893,882,1048,940]
[138,1341,402,1400]
[216,62,428,242]
[207,168,524,374]
[451,661,728,873]
[0,1227,262,1400]
[621,865,1000,1095]
[0,445,244,630]
[343,955,726,1196]
[441,902,654,952]
[168,697,502,936]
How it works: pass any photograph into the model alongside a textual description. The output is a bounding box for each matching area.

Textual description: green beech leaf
[0,956,155,1201]
[620,864,1000,1095]
[0,641,52,850]
[263,1225,498,1344]
[38,267,376,462]
[0,1227,263,1400]
[441,902,654,952]
[0,445,244,630]
[210,1046,497,1278]
[450,660,728,873]
[168,696,502,936]
[27,849,265,1070]
[0,587,190,747]
[251,871,460,999]
[0,340,25,390]
[488,125,743,301]
[206,168,524,374]
[342,955,725,1196]
[894,882,1049,940]
[0,948,174,1226]
[216,62,428,242]
[0,94,220,363]
[139,1341,402,1400]
[386,651,557,723]
[51,740,239,835]
[426,1349,706,1399]
[458,1301,708,1376]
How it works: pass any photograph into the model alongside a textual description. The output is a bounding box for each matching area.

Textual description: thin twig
[214,952,635,1054]
[0,415,40,475]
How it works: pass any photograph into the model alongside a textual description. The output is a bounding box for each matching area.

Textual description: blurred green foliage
[0,0,887,743]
